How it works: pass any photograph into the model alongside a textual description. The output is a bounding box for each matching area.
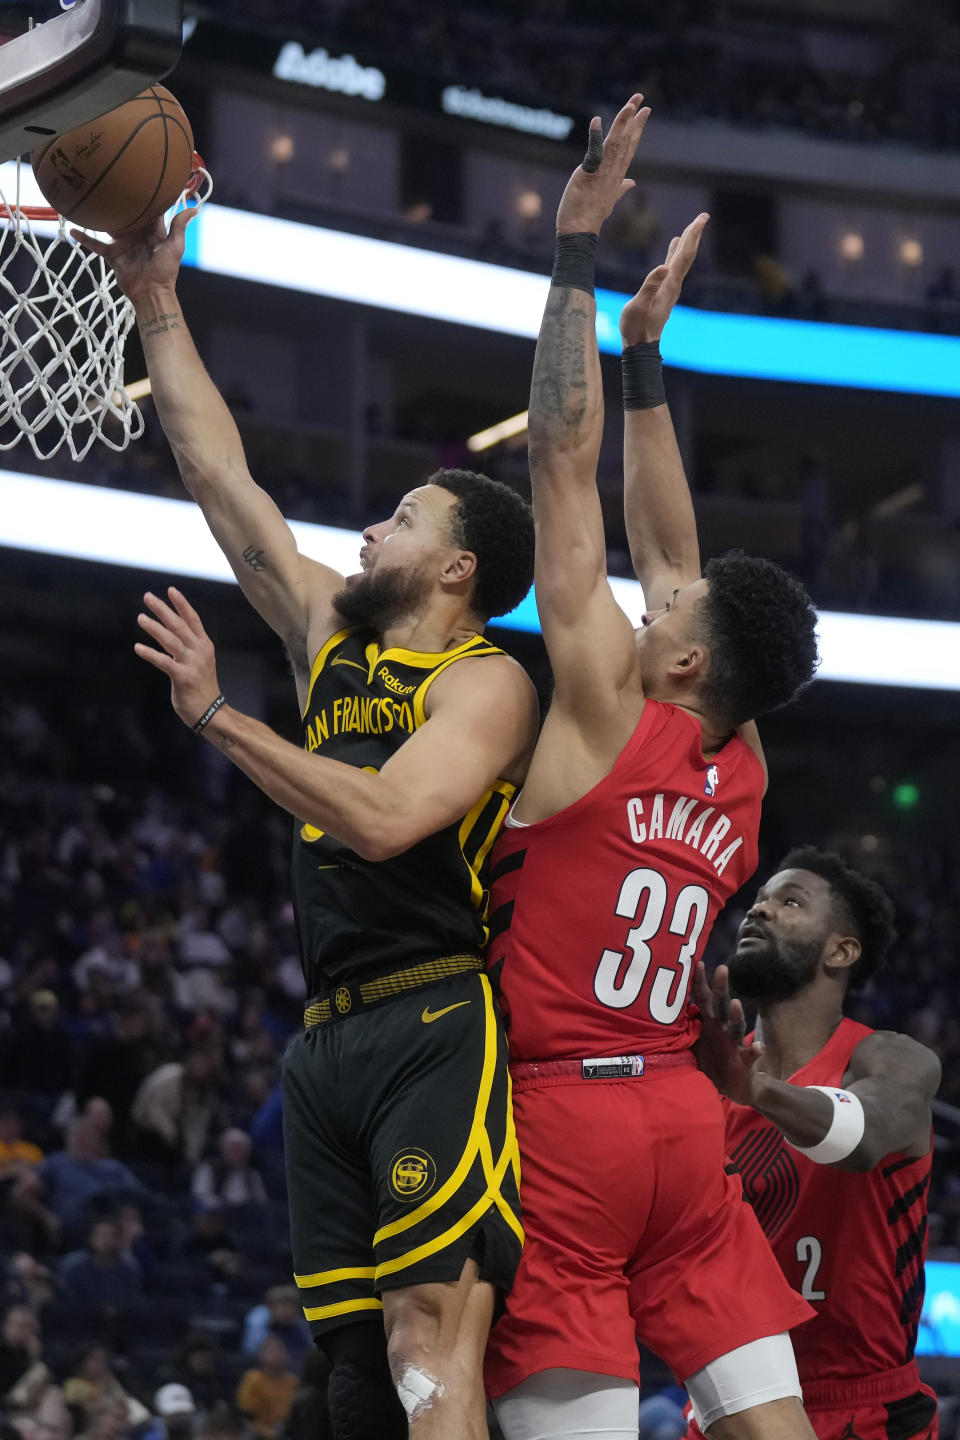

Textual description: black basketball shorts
[282,970,523,1336]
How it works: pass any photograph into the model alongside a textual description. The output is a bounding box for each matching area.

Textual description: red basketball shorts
[484,1061,814,1398]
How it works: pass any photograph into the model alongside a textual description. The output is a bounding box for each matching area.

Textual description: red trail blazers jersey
[487,699,763,1061]
[727,1018,932,1384]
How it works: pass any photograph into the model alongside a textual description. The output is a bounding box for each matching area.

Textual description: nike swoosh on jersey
[421,1001,472,1023]
[330,655,368,672]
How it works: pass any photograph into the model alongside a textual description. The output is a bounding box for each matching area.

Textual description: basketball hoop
[0,152,212,462]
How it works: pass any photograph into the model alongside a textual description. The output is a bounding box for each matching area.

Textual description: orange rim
[0,151,211,223]
[0,204,59,221]
[185,151,209,198]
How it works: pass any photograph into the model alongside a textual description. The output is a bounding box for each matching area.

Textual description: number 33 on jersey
[486,700,764,1063]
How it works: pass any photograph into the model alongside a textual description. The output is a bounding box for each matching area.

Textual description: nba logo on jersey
[704,764,720,797]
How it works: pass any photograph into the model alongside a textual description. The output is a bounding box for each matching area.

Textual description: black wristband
[551,232,598,297]
[193,694,226,733]
[622,341,666,410]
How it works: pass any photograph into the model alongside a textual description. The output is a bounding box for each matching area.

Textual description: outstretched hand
[619,212,709,345]
[71,207,198,306]
[556,94,652,237]
[134,587,223,730]
[692,960,765,1105]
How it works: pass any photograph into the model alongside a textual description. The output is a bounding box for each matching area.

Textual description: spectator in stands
[192,1130,266,1211]
[75,1004,152,1149]
[146,1385,196,1440]
[79,1102,114,1155]
[195,1403,248,1440]
[2,1255,54,1315]
[245,1088,283,1190]
[278,1350,331,1440]
[71,915,140,998]
[113,1203,156,1282]
[26,1385,73,1440]
[0,1307,49,1408]
[58,1217,143,1318]
[235,1337,295,1440]
[10,1120,141,1248]
[176,1204,242,1282]
[0,992,73,1102]
[228,1001,277,1073]
[131,1048,224,1169]
[0,1110,43,1179]
[173,906,236,1017]
[162,1334,229,1415]
[62,1347,147,1435]
[240,1289,309,1362]
[73,1398,134,1440]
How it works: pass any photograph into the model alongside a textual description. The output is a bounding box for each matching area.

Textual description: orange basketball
[30,84,194,235]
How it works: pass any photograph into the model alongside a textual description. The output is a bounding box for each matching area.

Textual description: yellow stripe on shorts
[373,973,498,1246]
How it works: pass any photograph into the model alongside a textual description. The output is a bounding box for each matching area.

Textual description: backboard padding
[0,0,183,163]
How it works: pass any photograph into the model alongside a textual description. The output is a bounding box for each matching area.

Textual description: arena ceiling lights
[3,470,960,693]
[180,204,960,399]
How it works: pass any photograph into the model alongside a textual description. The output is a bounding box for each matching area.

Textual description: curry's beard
[332,564,431,631]
[727,931,822,1004]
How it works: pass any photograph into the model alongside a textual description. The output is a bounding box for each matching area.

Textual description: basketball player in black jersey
[83,212,538,1440]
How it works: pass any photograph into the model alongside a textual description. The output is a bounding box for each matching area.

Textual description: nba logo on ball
[704,764,719,797]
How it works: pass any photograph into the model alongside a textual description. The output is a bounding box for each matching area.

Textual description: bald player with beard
[689,847,941,1440]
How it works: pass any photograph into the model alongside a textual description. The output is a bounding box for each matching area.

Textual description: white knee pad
[686,1333,802,1432]
[493,1368,640,1440]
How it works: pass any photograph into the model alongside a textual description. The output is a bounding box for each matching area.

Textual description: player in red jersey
[686,846,941,1440]
[484,97,820,1439]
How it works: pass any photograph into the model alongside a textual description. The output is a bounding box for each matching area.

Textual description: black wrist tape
[622,341,666,410]
[551,232,598,297]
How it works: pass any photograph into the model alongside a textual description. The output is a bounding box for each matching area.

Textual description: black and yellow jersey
[292,624,516,992]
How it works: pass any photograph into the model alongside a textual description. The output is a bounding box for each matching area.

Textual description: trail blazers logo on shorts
[389,1147,437,1203]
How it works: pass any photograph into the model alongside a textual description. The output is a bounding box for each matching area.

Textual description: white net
[0,183,142,462]
[0,159,212,463]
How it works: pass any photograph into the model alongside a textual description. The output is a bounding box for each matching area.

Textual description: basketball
[30,84,194,235]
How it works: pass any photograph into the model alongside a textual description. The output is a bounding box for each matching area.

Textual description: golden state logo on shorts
[389,1147,437,1203]
[335,987,352,1015]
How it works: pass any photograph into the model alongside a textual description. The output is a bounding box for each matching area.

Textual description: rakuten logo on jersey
[626,793,743,876]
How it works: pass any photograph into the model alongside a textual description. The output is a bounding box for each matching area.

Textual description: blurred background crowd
[2,0,960,1435]
[0,681,335,1440]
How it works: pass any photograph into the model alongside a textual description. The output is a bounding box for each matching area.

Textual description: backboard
[0,0,183,163]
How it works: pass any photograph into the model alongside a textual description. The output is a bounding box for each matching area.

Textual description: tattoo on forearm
[139,312,181,339]
[213,732,237,752]
[241,544,268,573]
[529,288,590,436]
